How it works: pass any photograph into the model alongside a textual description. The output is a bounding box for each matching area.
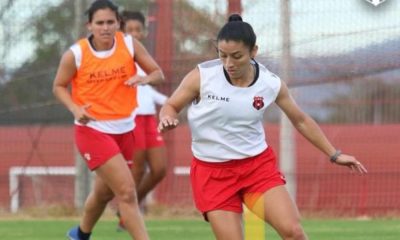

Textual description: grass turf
[0,218,399,239]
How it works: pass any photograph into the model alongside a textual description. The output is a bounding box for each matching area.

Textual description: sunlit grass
[0,217,399,240]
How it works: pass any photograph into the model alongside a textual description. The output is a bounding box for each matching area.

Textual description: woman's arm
[275,81,367,173]
[158,67,201,132]
[125,38,165,86]
[52,50,95,124]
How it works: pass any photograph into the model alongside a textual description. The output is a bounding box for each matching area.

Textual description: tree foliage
[0,0,77,123]
[0,0,222,124]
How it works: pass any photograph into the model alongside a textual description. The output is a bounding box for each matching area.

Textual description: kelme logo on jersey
[364,0,387,6]
[87,66,128,84]
[252,96,264,110]
[207,94,230,102]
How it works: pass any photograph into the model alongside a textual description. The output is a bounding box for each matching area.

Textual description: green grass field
[0,218,399,239]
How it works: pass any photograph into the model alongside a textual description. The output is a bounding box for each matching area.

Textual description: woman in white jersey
[115,11,167,230]
[53,1,164,240]
[122,10,168,206]
[158,14,367,240]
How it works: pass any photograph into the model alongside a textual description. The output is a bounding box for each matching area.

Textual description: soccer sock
[78,227,92,240]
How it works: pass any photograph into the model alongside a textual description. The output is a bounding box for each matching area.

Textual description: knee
[93,189,114,204]
[290,223,306,240]
[281,222,306,240]
[115,184,138,205]
[151,166,167,181]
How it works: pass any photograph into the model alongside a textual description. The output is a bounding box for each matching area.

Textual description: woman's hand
[158,116,179,132]
[124,75,149,87]
[334,153,368,174]
[72,104,96,125]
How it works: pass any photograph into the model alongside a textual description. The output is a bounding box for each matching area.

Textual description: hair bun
[228,14,242,22]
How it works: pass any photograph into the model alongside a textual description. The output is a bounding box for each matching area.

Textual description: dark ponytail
[217,14,256,50]
[228,13,242,22]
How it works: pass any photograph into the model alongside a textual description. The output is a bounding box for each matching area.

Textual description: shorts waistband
[193,147,271,168]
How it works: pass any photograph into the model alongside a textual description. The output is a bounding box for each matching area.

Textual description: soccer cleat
[116,210,126,232]
[66,226,82,240]
[116,218,126,232]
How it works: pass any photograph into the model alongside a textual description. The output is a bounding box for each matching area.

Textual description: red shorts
[190,147,286,218]
[134,115,165,150]
[74,125,135,170]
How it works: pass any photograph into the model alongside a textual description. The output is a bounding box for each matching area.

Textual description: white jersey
[187,59,281,162]
[135,65,167,115]
[136,85,167,115]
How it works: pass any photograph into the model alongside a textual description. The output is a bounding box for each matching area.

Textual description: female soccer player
[121,10,168,207]
[114,11,168,231]
[53,1,164,239]
[158,14,367,240]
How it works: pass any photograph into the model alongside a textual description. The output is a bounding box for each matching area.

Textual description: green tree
[172,0,223,84]
[0,0,221,124]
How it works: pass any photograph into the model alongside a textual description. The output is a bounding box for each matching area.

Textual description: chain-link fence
[0,0,399,216]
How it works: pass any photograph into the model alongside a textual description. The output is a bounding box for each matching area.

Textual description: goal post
[9,166,75,213]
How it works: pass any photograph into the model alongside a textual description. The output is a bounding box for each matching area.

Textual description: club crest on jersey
[252,96,264,110]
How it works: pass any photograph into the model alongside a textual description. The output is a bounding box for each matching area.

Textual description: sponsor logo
[87,66,128,83]
[207,94,230,102]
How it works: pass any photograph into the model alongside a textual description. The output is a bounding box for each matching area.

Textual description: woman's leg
[136,146,167,202]
[207,210,244,240]
[245,185,307,240]
[132,115,147,189]
[79,174,114,233]
[132,150,147,187]
[94,153,149,240]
